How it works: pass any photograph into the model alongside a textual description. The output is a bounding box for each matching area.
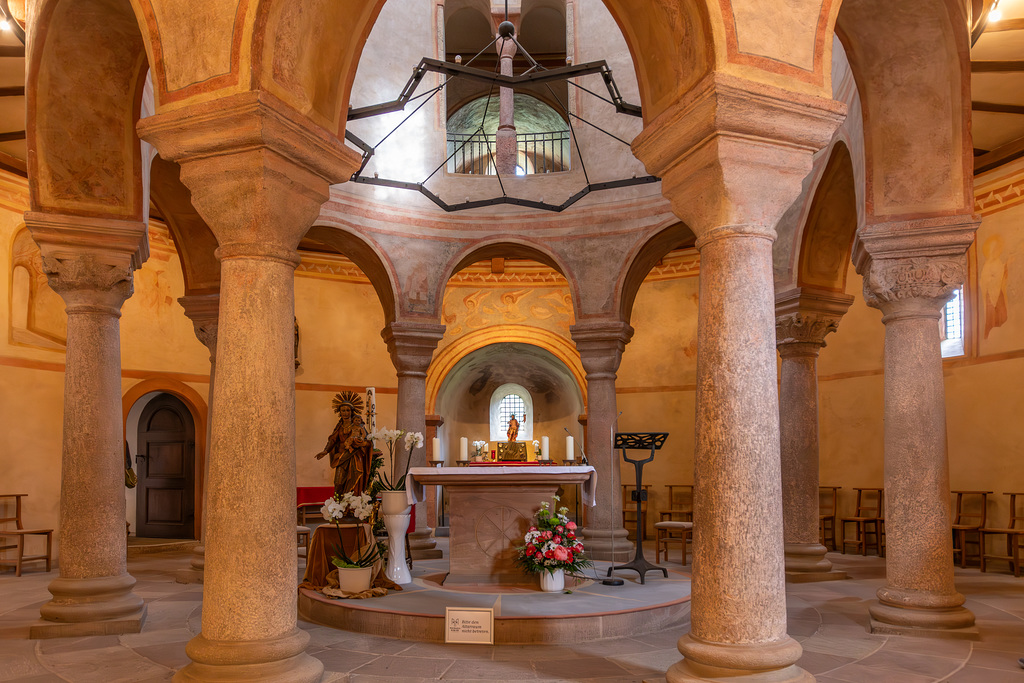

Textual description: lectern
[607,432,668,584]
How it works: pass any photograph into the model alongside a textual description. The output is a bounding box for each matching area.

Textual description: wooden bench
[951,490,991,568]
[980,492,1024,577]
[296,486,335,524]
[841,487,884,556]
[0,494,53,576]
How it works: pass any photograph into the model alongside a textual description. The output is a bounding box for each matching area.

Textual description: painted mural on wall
[441,286,575,341]
[977,222,1022,354]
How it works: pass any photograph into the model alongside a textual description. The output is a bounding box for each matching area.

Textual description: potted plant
[321,491,386,593]
[515,495,592,592]
[370,428,424,514]
[472,440,488,462]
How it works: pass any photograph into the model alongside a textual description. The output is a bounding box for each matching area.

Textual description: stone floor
[1,544,1023,682]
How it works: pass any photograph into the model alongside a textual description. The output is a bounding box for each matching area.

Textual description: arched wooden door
[135,394,196,539]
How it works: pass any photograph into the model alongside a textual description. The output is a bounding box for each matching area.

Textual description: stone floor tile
[1,675,70,683]
[36,634,121,654]
[794,649,857,675]
[118,627,192,648]
[533,655,633,679]
[397,641,495,659]
[40,644,172,683]
[0,639,49,681]
[492,644,585,661]
[946,665,1024,682]
[351,654,455,678]
[822,663,940,683]
[440,657,538,679]
[568,637,662,658]
[606,648,680,676]
[330,633,417,655]
[132,642,191,670]
[857,649,963,678]
[966,646,1024,672]
[312,647,381,672]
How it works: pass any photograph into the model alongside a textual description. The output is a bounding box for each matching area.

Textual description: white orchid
[321,492,374,523]
[404,431,424,449]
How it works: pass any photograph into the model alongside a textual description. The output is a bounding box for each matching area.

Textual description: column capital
[178,293,220,357]
[853,215,978,319]
[775,287,854,351]
[631,73,845,238]
[137,91,362,252]
[570,319,634,377]
[382,320,446,377]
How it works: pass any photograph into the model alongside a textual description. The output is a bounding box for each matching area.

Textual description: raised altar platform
[406,466,596,586]
[298,551,692,644]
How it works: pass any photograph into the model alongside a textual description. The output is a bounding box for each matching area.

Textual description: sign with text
[444,607,494,644]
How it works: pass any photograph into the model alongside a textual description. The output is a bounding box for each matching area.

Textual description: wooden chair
[0,494,53,576]
[660,484,693,523]
[622,484,652,541]
[951,490,991,568]
[840,487,884,556]
[819,486,841,551]
[980,492,1024,577]
[654,521,693,564]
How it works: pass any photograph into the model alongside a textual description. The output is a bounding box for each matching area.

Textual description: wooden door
[135,394,196,539]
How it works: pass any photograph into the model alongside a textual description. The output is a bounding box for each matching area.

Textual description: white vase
[383,513,412,584]
[380,490,412,516]
[334,565,373,593]
[540,568,565,592]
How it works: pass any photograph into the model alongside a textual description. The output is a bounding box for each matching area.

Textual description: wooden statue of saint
[315,391,373,496]
[507,413,524,442]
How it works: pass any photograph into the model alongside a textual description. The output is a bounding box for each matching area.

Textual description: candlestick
[459,437,468,461]
[565,435,575,461]
[541,436,549,460]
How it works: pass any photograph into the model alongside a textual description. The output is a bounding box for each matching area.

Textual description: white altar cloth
[406,465,598,507]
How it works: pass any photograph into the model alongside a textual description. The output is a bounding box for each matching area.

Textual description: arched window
[489,383,533,442]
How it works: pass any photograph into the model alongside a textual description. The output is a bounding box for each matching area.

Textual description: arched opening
[797,141,858,294]
[618,222,697,323]
[489,382,534,442]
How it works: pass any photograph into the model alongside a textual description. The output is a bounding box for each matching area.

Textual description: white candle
[565,435,575,461]
[541,436,549,459]
[459,437,468,461]
[431,437,441,462]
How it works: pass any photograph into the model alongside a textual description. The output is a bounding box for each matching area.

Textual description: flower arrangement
[321,491,385,568]
[472,440,487,460]
[370,428,424,491]
[515,496,591,576]
[532,439,541,458]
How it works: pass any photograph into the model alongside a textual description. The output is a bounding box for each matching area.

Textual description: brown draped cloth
[299,524,401,595]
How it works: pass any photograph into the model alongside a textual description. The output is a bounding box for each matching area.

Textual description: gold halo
[332,391,365,417]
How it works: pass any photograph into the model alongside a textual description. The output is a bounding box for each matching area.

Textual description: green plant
[370,428,424,491]
[515,495,592,576]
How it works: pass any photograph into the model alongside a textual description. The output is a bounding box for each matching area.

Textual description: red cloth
[297,486,335,506]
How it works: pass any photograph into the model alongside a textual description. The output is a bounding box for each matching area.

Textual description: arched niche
[435,341,584,463]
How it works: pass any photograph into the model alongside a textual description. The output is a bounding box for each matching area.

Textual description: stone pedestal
[571,319,633,563]
[631,74,844,682]
[176,293,219,585]
[139,92,361,682]
[383,321,446,560]
[776,289,852,583]
[855,218,978,635]
[25,213,149,638]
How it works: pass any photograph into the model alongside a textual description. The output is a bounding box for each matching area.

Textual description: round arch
[796,140,858,293]
[426,325,586,414]
[618,222,697,323]
[121,378,208,539]
[305,224,400,325]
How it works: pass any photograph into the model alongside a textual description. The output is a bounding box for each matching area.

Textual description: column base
[36,573,146,634]
[175,628,322,683]
[869,601,978,637]
[783,543,832,572]
[409,528,443,560]
[582,527,633,563]
[785,569,847,584]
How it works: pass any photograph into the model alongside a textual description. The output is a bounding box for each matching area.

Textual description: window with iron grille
[940,286,965,358]
[498,394,526,437]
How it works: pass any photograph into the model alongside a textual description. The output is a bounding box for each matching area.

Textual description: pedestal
[384,514,412,585]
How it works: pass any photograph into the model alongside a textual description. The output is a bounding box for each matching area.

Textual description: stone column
[176,293,220,585]
[25,213,149,638]
[631,74,844,682]
[382,320,446,559]
[570,319,633,562]
[494,21,518,176]
[775,288,852,582]
[139,93,361,682]
[855,218,978,635]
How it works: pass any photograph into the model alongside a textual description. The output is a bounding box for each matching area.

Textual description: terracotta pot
[334,565,373,593]
[380,490,412,516]
[540,568,565,592]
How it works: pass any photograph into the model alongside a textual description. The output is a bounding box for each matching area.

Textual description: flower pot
[540,568,565,592]
[334,565,373,593]
[380,490,412,516]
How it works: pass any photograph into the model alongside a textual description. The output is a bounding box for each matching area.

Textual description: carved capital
[42,254,134,314]
[179,293,220,358]
[775,287,853,351]
[382,320,446,376]
[775,313,838,351]
[862,255,966,318]
[570,319,634,378]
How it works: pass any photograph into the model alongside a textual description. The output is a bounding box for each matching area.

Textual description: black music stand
[607,432,668,584]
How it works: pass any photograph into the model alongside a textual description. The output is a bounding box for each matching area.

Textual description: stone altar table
[407,466,597,586]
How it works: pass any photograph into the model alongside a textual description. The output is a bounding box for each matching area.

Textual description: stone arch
[426,325,586,414]
[304,224,400,325]
[9,225,66,349]
[617,222,697,323]
[149,156,220,296]
[834,0,973,222]
[796,141,858,293]
[438,239,578,321]
[29,0,152,220]
[121,378,208,539]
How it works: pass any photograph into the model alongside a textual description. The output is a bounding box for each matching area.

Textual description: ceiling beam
[971,60,1024,72]
[0,45,24,58]
[975,134,1024,174]
[0,85,23,97]
[0,130,25,142]
[973,101,1024,115]
[985,18,1024,32]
